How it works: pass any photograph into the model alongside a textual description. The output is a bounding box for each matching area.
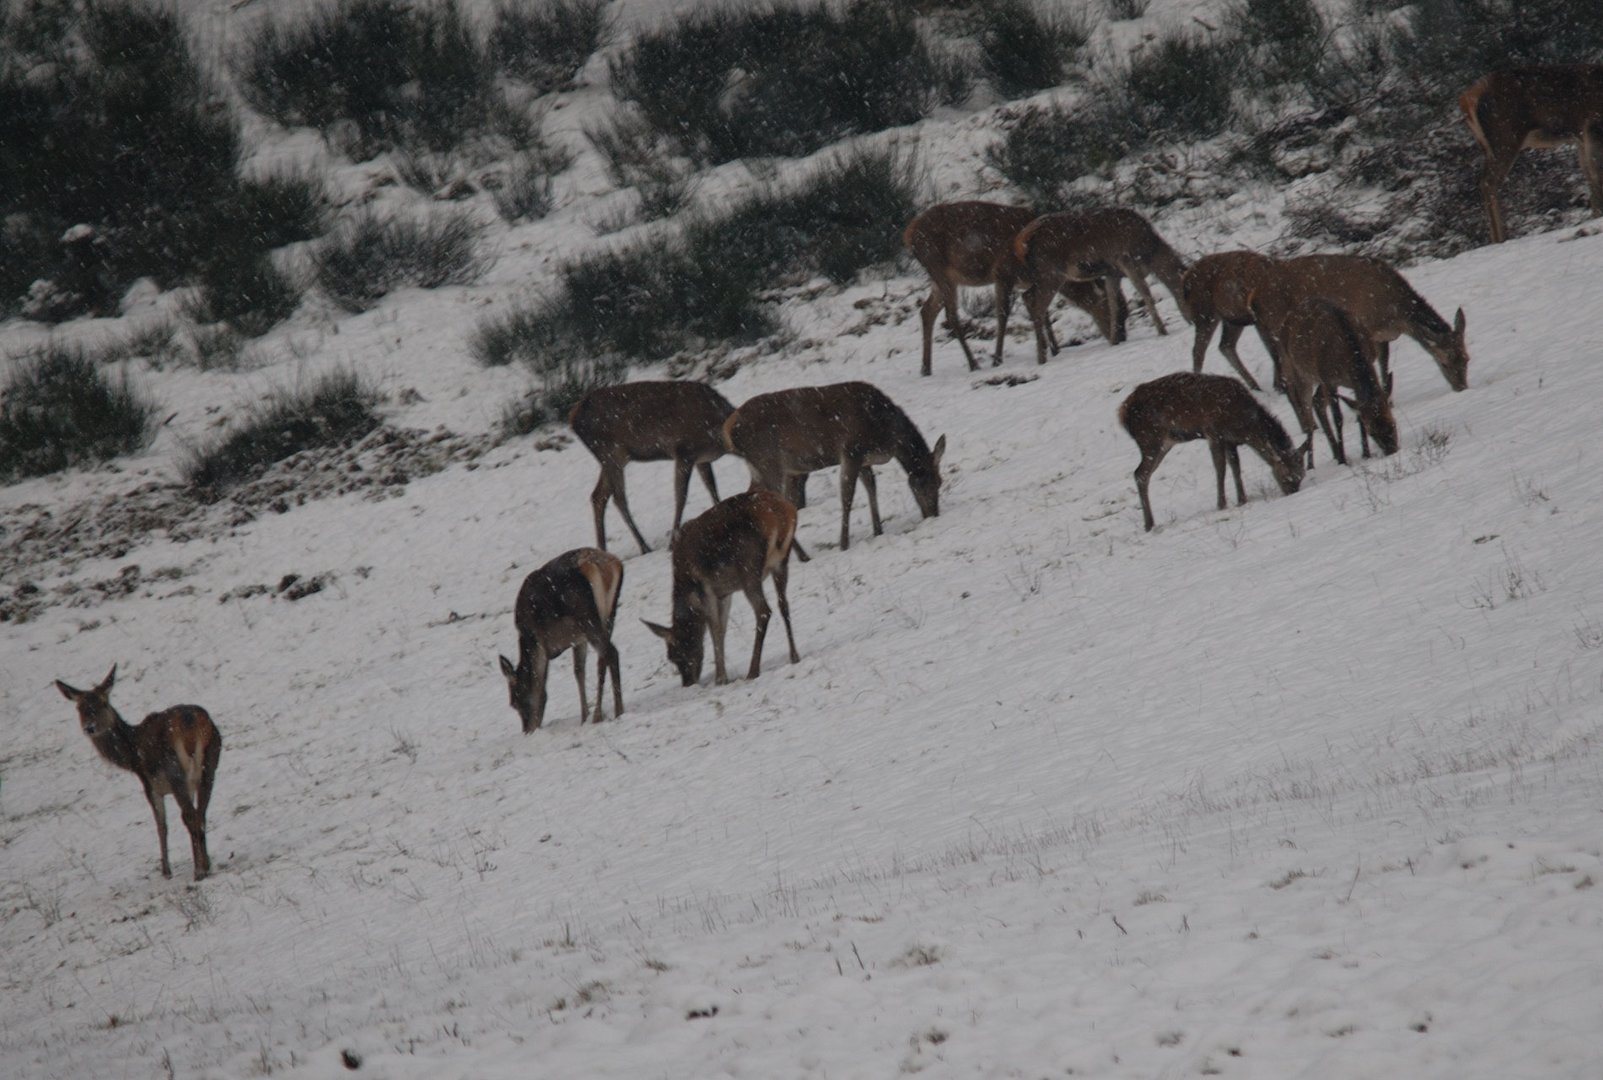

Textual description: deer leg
[939,280,980,372]
[1103,274,1128,344]
[169,784,209,882]
[1286,388,1319,470]
[710,593,733,685]
[1021,283,1049,365]
[1583,125,1603,215]
[1253,324,1286,393]
[670,457,694,544]
[1133,440,1171,532]
[838,458,860,551]
[992,282,1011,367]
[1121,262,1167,335]
[785,472,808,511]
[605,638,623,719]
[1378,341,1393,399]
[589,469,612,552]
[1478,147,1517,244]
[696,460,720,505]
[571,642,591,723]
[143,781,173,879]
[610,469,653,555]
[1216,322,1263,391]
[861,465,882,537]
[1191,315,1217,373]
[1229,445,1247,505]
[527,647,551,732]
[918,286,943,376]
[771,557,800,664]
[1313,389,1347,465]
[1208,439,1230,510]
[743,584,772,681]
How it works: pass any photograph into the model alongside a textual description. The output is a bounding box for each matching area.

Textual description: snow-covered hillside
[4,2,1602,1078]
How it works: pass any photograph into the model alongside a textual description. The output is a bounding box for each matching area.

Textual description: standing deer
[1182,250,1284,391]
[569,381,735,555]
[643,490,804,686]
[57,666,221,881]
[1280,254,1469,394]
[903,201,1125,376]
[497,548,624,733]
[1459,64,1603,243]
[1258,297,1399,467]
[722,382,946,552]
[1119,371,1305,532]
[1016,208,1192,366]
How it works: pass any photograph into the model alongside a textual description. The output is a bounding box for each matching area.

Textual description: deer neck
[91,709,142,775]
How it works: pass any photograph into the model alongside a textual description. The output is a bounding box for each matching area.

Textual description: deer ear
[96,664,116,694]
[642,619,674,642]
[931,434,946,470]
[56,680,80,701]
[1453,307,1466,335]
[498,655,516,680]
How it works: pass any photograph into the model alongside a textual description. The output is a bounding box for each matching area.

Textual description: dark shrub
[233,172,330,250]
[314,210,489,312]
[1116,30,1242,141]
[976,0,1090,99]
[0,0,242,318]
[188,255,305,338]
[493,147,574,221]
[489,0,614,93]
[610,1,943,163]
[498,353,626,437]
[1225,0,1328,90]
[0,343,159,481]
[474,146,921,364]
[235,0,496,159]
[1388,0,1603,98]
[183,369,381,494]
[985,97,1134,200]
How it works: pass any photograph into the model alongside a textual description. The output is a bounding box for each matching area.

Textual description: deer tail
[721,410,741,453]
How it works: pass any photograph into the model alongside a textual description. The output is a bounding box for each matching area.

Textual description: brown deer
[569,381,735,555]
[1280,254,1469,395]
[722,382,946,553]
[1120,372,1305,532]
[643,490,804,686]
[497,548,624,733]
[1459,65,1603,243]
[57,666,221,881]
[1016,208,1192,365]
[1182,250,1284,391]
[903,201,1125,376]
[1257,297,1400,467]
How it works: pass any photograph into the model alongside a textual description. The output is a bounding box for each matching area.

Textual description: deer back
[1279,300,1399,452]
[1121,372,1295,458]
[58,667,217,801]
[1181,251,1280,324]
[514,548,623,654]
[570,381,734,464]
[673,491,796,599]
[1461,65,1603,150]
[904,201,1037,288]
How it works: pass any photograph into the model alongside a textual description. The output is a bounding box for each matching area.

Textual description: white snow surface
[4,2,1603,1077]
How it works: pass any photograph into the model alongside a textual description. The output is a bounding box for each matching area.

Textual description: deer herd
[58,64,1601,883]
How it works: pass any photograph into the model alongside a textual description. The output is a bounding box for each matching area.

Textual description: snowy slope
[4,2,1603,1078]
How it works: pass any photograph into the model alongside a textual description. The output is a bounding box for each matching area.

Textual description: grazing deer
[1016,208,1192,365]
[1120,372,1305,532]
[57,666,221,881]
[497,548,624,733]
[1459,64,1603,243]
[643,490,803,686]
[1181,250,1284,391]
[722,382,946,552]
[1280,254,1469,394]
[1260,298,1399,467]
[569,381,735,554]
[903,201,1125,376]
